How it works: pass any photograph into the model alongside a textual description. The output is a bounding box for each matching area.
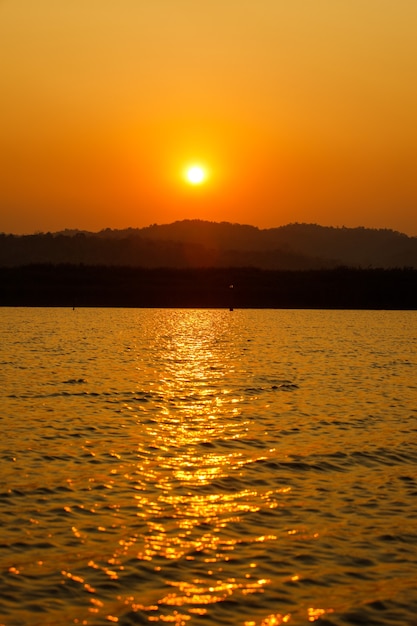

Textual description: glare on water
[0,308,416,625]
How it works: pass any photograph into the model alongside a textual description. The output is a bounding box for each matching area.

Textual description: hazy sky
[1,0,417,234]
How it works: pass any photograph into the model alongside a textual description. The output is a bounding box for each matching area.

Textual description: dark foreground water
[1,308,416,626]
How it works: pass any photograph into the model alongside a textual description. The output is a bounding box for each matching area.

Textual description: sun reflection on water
[122,311,291,622]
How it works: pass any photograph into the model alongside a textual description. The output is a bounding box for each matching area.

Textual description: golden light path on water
[2,308,416,625]
[128,312,282,620]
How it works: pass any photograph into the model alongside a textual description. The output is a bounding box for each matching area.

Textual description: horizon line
[1,219,414,239]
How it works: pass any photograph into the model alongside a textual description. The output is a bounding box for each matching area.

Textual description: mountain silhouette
[1,220,417,269]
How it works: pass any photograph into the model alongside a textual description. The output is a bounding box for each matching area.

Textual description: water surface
[1,308,416,625]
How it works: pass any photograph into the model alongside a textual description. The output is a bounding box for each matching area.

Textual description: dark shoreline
[1,265,417,309]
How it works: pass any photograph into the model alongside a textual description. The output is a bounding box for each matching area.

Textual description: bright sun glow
[185,165,206,185]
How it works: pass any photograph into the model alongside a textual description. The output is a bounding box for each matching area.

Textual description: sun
[185,165,207,185]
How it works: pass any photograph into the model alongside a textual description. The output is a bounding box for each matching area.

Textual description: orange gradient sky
[1,0,417,235]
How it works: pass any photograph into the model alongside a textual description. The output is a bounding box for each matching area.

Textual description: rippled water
[1,308,417,626]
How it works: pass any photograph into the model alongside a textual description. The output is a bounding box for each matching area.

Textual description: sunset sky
[1,0,417,235]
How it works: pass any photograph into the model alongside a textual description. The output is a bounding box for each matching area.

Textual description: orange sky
[1,0,417,235]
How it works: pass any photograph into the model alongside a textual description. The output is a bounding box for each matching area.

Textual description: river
[1,308,416,625]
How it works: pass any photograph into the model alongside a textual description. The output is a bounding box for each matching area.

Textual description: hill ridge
[1,220,416,269]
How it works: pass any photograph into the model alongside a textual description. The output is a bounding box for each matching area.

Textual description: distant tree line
[2,221,417,269]
[1,265,416,309]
